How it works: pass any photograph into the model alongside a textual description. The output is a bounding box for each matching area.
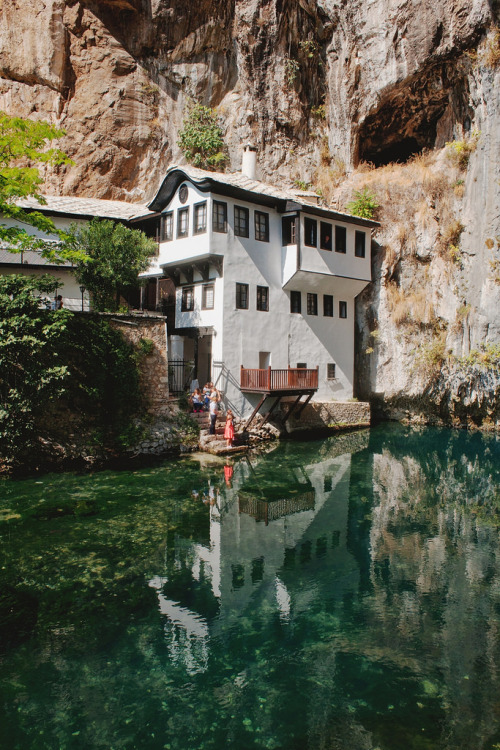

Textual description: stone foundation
[284,400,371,434]
[109,314,170,416]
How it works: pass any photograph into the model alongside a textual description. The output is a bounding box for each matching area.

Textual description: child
[224,409,235,447]
[191,388,203,413]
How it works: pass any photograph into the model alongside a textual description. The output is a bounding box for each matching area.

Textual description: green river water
[1,424,499,750]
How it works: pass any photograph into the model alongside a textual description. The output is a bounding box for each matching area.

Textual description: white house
[0,195,154,310]
[142,151,378,418]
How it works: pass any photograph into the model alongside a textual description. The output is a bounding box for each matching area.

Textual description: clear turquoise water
[1,424,499,750]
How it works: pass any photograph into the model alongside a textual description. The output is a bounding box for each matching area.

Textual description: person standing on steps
[224,409,235,447]
[209,394,219,435]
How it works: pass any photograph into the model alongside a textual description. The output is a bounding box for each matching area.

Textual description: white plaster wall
[300,216,371,281]
[156,182,211,267]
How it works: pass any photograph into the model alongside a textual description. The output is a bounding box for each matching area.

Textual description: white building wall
[152,178,372,414]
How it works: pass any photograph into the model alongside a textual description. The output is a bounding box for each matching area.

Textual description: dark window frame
[181,286,194,312]
[236,282,249,309]
[177,207,189,238]
[256,285,269,312]
[282,216,297,245]
[320,222,332,251]
[335,225,347,254]
[355,230,366,258]
[307,292,318,316]
[304,217,317,247]
[234,206,249,238]
[202,283,214,310]
[327,363,336,380]
[254,210,270,242]
[290,290,301,314]
[212,200,227,233]
[193,201,207,235]
[323,294,334,317]
[161,211,173,242]
[339,300,347,318]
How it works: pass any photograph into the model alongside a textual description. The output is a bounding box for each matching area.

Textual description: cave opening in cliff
[360,137,424,168]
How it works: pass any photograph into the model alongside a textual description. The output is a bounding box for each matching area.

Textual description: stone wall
[284,400,371,434]
[109,314,170,415]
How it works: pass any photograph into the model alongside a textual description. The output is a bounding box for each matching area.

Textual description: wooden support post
[268,365,272,391]
[283,394,303,423]
[243,395,266,432]
[296,392,313,417]
[260,396,281,427]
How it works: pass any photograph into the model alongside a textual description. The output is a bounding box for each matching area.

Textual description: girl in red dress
[224,410,235,447]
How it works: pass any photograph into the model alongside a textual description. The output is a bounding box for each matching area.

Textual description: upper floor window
[255,211,269,242]
[355,230,366,258]
[304,217,317,247]
[177,207,189,238]
[202,283,214,310]
[290,290,301,314]
[236,282,249,309]
[327,363,336,380]
[256,285,269,311]
[335,225,346,253]
[161,212,173,242]
[194,202,207,234]
[282,216,297,245]
[339,300,347,318]
[213,201,227,233]
[320,222,332,250]
[179,184,189,204]
[323,294,334,317]
[234,206,249,238]
[307,292,318,316]
[181,286,194,312]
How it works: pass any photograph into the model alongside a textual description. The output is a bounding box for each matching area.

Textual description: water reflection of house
[149,443,366,673]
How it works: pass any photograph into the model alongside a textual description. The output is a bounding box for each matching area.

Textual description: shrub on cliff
[178,102,227,170]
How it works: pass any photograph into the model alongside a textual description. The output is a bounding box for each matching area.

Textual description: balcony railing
[240,366,318,392]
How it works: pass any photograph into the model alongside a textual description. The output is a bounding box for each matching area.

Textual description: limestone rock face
[0,0,498,421]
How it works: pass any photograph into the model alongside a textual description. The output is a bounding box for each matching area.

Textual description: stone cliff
[1,0,499,425]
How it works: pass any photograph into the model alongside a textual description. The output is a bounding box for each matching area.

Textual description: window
[320,222,332,250]
[234,206,249,237]
[161,212,173,241]
[177,208,189,238]
[307,292,318,316]
[290,290,301,314]
[256,285,269,311]
[236,282,249,309]
[327,363,336,380]
[335,225,346,253]
[194,202,207,234]
[179,184,188,204]
[304,217,317,247]
[181,286,194,312]
[282,216,297,245]
[323,294,334,317]
[297,362,307,369]
[254,211,269,242]
[213,200,227,232]
[202,283,214,310]
[339,300,347,318]
[355,230,366,258]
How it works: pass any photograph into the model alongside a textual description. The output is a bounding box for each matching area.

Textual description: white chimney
[241,144,257,179]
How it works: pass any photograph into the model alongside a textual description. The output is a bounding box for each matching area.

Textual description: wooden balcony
[240,366,318,394]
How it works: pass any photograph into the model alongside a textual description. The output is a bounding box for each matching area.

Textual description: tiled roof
[0,248,71,267]
[172,164,300,202]
[16,195,153,221]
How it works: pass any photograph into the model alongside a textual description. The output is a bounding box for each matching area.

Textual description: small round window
[179,184,188,204]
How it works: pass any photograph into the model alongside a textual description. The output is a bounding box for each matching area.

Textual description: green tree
[73,218,157,312]
[178,102,227,170]
[0,274,69,467]
[0,111,81,263]
[345,187,379,220]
